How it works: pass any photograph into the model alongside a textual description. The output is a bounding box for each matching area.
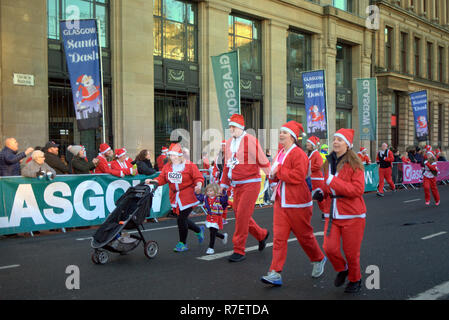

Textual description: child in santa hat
[422,151,440,206]
[314,128,367,293]
[261,121,326,287]
[145,143,205,252]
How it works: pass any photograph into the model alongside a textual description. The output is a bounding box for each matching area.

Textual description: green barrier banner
[0,174,171,235]
[364,164,379,192]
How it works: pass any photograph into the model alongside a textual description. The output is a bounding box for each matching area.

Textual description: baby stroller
[91,182,159,265]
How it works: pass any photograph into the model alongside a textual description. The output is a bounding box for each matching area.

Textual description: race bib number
[168,172,183,184]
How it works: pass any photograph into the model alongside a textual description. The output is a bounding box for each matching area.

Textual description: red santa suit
[269,123,325,273]
[94,144,129,178]
[357,147,371,165]
[376,147,395,194]
[320,128,366,284]
[110,148,135,176]
[422,153,440,205]
[220,114,270,257]
[307,136,326,213]
[156,147,168,171]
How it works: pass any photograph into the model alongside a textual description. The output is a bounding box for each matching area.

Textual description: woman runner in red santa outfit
[422,151,440,206]
[260,121,326,286]
[220,114,271,262]
[306,136,327,218]
[145,143,205,252]
[314,128,366,293]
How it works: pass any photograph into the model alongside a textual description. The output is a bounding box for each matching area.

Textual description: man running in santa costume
[376,143,395,197]
[220,114,271,262]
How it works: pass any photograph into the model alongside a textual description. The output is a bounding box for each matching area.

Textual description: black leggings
[209,227,225,249]
[177,208,201,244]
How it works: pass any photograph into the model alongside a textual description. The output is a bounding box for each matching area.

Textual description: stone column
[378,89,393,147]
[110,0,154,159]
[0,0,48,149]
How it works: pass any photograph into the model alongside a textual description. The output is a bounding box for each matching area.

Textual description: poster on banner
[356,79,377,141]
[410,90,429,142]
[60,19,103,131]
[211,50,241,132]
[302,70,328,139]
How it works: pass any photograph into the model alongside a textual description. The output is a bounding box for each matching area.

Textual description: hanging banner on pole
[410,90,429,142]
[302,70,328,139]
[356,78,377,141]
[211,50,241,131]
[60,19,103,131]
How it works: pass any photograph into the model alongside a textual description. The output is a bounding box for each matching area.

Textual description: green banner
[211,50,241,131]
[357,78,377,141]
[0,174,171,235]
[364,164,379,192]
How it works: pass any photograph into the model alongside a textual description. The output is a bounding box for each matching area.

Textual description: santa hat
[115,148,127,158]
[334,128,354,149]
[281,121,306,141]
[435,148,441,156]
[425,145,432,152]
[359,147,367,153]
[221,140,226,145]
[228,114,245,130]
[307,136,320,147]
[76,75,87,85]
[99,143,111,154]
[167,143,183,156]
[161,146,168,154]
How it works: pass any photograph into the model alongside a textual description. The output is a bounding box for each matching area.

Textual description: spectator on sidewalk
[68,145,99,174]
[133,149,157,176]
[110,148,137,176]
[44,141,70,175]
[22,150,56,178]
[0,137,34,176]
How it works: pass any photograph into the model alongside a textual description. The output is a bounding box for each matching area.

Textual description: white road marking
[404,198,421,203]
[421,231,447,240]
[409,280,449,300]
[0,264,20,271]
[197,231,324,261]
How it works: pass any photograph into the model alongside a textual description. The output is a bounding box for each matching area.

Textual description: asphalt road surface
[1,186,448,302]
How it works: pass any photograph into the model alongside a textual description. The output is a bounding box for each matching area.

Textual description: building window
[287,104,307,133]
[427,42,433,80]
[333,0,353,13]
[438,46,444,82]
[336,44,352,88]
[414,37,420,76]
[400,32,408,73]
[287,30,312,79]
[228,14,262,74]
[153,0,197,62]
[336,109,352,131]
[385,26,394,70]
[47,0,109,48]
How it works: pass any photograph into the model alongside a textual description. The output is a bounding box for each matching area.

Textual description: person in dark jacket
[0,137,34,176]
[68,145,99,174]
[43,141,70,174]
[133,149,156,176]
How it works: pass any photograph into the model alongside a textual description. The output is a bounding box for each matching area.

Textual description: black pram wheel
[93,250,109,265]
[144,241,159,259]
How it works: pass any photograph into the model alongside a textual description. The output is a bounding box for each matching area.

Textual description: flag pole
[96,19,106,144]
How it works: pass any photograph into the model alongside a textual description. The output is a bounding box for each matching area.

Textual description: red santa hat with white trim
[167,143,183,156]
[76,75,88,85]
[228,114,245,130]
[115,148,127,158]
[359,147,367,154]
[99,143,111,155]
[307,136,321,148]
[161,146,168,154]
[281,121,306,141]
[334,128,354,149]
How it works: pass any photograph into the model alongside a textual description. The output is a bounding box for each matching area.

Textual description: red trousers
[312,179,326,212]
[323,218,366,282]
[270,200,324,272]
[232,182,268,255]
[378,167,395,193]
[423,177,440,203]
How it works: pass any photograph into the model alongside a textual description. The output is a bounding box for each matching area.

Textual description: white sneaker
[222,233,228,245]
[206,248,215,255]
[311,257,327,278]
[261,270,282,286]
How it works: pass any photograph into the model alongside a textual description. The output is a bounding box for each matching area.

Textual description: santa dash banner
[211,50,241,131]
[302,70,328,139]
[356,78,377,141]
[60,19,103,131]
[402,162,449,184]
[410,90,429,142]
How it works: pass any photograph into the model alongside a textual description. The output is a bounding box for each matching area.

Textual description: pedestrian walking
[261,121,326,287]
[376,143,396,196]
[314,128,367,293]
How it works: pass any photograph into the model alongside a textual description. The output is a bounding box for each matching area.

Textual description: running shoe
[196,226,205,244]
[173,242,188,252]
[261,270,282,286]
[311,257,327,278]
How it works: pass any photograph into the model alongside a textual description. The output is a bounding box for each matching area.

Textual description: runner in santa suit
[314,128,366,293]
[357,147,371,165]
[156,146,168,171]
[220,114,271,262]
[94,143,129,178]
[422,151,440,206]
[145,143,205,252]
[110,148,137,176]
[260,121,326,286]
[211,140,229,223]
[306,136,326,215]
[376,143,395,197]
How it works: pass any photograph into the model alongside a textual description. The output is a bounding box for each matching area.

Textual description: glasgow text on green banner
[357,78,377,141]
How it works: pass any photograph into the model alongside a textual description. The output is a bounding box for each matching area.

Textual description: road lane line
[404,199,421,203]
[421,231,447,240]
[0,264,20,271]
[197,232,324,261]
[409,280,449,300]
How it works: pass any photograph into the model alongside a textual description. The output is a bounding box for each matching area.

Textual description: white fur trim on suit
[326,174,334,186]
